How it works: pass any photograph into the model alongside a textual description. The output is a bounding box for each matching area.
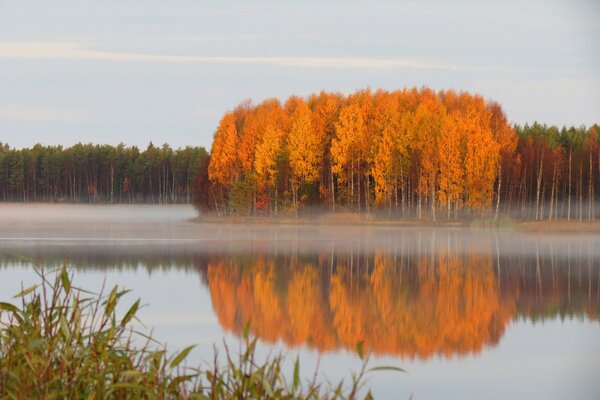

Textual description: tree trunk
[535,154,543,221]
[417,177,422,220]
[392,173,397,214]
[568,148,572,220]
[186,179,190,204]
[596,148,600,220]
[292,181,298,217]
[579,162,583,221]
[517,168,525,218]
[495,163,502,220]
[110,164,114,204]
[275,186,278,215]
[431,178,436,223]
[540,177,546,220]
[407,177,410,217]
[33,162,37,202]
[330,167,335,212]
[350,162,354,210]
[357,165,361,214]
[212,187,220,216]
[364,174,370,215]
[589,152,593,220]
[171,164,176,203]
[549,162,556,221]
[253,189,257,217]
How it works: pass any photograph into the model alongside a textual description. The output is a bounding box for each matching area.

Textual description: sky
[0,0,598,151]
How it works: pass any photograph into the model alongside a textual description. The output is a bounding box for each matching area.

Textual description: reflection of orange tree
[208,257,284,343]
[328,251,514,358]
[205,244,600,359]
[206,250,519,359]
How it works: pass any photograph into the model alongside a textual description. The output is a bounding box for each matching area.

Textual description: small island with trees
[198,87,600,223]
[2,87,599,224]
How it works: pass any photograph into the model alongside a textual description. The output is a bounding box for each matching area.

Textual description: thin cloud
[0,105,86,122]
[171,33,264,43]
[0,41,462,70]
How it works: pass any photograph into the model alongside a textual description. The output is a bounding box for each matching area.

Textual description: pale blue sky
[0,0,598,150]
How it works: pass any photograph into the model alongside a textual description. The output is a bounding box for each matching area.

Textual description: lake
[1,204,599,399]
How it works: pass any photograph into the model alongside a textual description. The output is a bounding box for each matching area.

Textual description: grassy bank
[195,212,473,228]
[0,267,400,399]
[195,213,600,233]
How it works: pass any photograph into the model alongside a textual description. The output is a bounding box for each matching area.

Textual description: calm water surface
[1,204,599,399]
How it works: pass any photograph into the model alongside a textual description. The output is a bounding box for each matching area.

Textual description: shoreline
[193,213,600,233]
[2,202,600,233]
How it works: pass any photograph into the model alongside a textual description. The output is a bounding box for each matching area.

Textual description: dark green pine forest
[0,142,207,203]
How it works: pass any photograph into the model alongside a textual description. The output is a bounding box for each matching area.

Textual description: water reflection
[202,245,599,359]
[1,230,598,360]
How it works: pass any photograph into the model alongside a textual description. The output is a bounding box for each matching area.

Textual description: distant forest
[201,87,600,220]
[0,142,207,203]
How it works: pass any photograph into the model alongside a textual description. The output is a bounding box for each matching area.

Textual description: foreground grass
[0,267,400,399]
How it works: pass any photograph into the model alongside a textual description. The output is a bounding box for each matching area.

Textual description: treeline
[200,87,599,220]
[0,142,207,203]
[511,123,600,220]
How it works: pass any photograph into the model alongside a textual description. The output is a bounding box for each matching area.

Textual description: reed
[0,267,402,399]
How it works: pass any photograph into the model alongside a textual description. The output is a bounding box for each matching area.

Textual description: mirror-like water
[1,204,599,399]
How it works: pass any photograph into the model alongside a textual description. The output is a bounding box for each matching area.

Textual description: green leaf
[13,284,37,298]
[293,357,300,390]
[0,301,22,323]
[356,340,364,360]
[60,266,71,293]
[170,345,196,369]
[367,365,407,373]
[0,301,19,313]
[120,299,140,327]
[104,287,118,316]
[60,315,70,338]
[262,378,274,397]
[115,289,132,301]
[243,320,251,340]
[167,374,196,392]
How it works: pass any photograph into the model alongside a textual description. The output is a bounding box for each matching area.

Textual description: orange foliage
[208,112,239,186]
[208,87,515,215]
[204,242,599,359]
[204,246,518,358]
[288,100,321,186]
[239,99,285,174]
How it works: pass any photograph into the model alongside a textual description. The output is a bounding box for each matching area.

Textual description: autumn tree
[370,91,407,209]
[437,111,465,218]
[463,98,500,210]
[287,99,320,208]
[254,124,285,212]
[412,89,445,220]
[331,103,366,210]
[487,101,517,218]
[308,91,342,209]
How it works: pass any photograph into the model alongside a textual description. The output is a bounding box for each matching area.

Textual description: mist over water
[1,204,599,399]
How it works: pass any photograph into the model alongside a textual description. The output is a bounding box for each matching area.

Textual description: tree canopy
[200,87,599,220]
